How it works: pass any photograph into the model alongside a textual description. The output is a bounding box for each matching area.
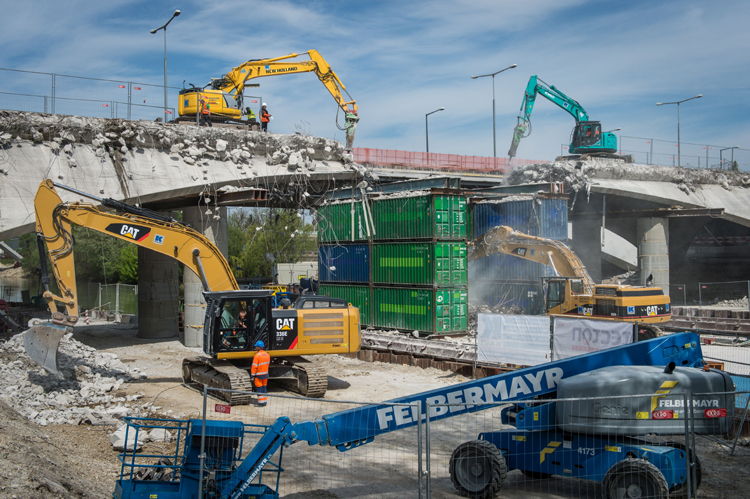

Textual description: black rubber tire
[449,440,507,499]
[603,458,669,499]
[662,441,702,498]
[522,469,552,480]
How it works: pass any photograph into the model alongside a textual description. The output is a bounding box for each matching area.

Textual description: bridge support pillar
[182,206,229,348]
[137,247,179,339]
[572,219,603,283]
[637,217,669,295]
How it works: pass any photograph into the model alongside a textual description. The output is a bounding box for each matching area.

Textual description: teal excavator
[508,75,633,162]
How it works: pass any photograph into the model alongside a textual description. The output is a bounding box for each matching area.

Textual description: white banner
[477,314,551,366]
[552,317,633,360]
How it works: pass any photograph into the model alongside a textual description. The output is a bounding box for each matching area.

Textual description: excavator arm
[218,50,359,148]
[468,225,595,294]
[508,75,590,159]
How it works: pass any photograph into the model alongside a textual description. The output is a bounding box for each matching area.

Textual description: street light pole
[151,10,181,122]
[720,146,739,170]
[472,64,517,157]
[425,107,444,153]
[656,94,702,167]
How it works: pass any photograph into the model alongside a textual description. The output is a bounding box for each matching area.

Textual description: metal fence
[97,283,138,315]
[0,67,176,121]
[698,280,750,310]
[618,135,750,170]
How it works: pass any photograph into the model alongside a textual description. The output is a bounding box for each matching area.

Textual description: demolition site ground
[0,321,749,498]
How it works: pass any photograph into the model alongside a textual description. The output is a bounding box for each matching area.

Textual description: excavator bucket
[23,321,70,376]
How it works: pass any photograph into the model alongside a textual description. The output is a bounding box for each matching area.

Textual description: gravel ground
[1,320,749,498]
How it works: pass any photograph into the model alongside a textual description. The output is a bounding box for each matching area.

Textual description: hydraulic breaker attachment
[23,320,71,376]
[345,112,359,150]
[507,121,527,159]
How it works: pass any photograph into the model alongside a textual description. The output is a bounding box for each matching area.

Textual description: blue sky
[1,0,749,166]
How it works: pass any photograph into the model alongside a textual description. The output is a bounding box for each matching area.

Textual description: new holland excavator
[507,75,634,163]
[177,50,359,149]
[25,180,360,403]
[469,225,670,335]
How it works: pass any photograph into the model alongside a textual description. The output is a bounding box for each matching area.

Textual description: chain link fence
[618,135,750,170]
[698,280,750,310]
[97,283,138,315]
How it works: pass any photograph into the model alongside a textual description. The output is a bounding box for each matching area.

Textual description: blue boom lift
[508,75,634,163]
[113,332,734,499]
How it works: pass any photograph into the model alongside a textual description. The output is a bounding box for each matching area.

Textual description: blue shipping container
[473,198,568,240]
[318,244,370,283]
[469,254,557,282]
[469,281,545,315]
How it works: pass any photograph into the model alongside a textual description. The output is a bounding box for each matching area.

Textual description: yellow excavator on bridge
[177,50,359,148]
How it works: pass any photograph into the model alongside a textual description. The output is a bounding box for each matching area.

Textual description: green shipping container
[371,195,467,240]
[372,287,468,334]
[318,284,371,326]
[318,201,368,242]
[372,242,467,287]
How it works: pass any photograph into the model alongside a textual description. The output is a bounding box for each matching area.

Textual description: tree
[732,160,739,172]
[228,208,316,279]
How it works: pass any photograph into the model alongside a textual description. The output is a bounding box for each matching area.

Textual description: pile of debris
[711,296,749,309]
[506,158,750,197]
[0,331,152,426]
[468,303,524,335]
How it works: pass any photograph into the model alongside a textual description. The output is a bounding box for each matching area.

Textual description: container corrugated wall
[372,242,467,287]
[372,287,468,334]
[372,195,467,240]
[318,244,370,283]
[319,284,371,326]
[318,201,368,242]
[469,282,545,314]
[473,198,568,239]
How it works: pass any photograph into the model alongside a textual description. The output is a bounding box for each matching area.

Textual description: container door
[434,197,450,239]
[435,289,452,331]
[434,243,450,286]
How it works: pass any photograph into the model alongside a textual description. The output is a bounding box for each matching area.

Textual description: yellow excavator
[178,50,359,149]
[25,180,360,403]
[468,226,670,335]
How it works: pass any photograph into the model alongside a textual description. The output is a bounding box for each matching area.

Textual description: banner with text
[477,313,551,366]
[553,317,633,360]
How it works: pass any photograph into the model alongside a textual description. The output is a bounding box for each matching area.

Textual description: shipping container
[468,253,557,282]
[472,197,568,239]
[372,287,468,334]
[371,194,467,240]
[317,201,368,242]
[372,242,467,287]
[318,244,370,283]
[469,281,545,315]
[318,284,371,326]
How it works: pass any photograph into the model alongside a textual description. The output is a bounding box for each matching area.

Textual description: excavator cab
[544,277,586,315]
[204,291,273,355]
[570,121,617,154]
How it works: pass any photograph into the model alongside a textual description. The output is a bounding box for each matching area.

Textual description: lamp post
[471,64,517,157]
[720,146,739,170]
[656,94,702,167]
[151,10,181,122]
[425,107,444,153]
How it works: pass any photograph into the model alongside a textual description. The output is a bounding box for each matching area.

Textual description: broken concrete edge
[506,158,750,195]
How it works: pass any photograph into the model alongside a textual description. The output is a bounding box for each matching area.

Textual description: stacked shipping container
[318,192,469,335]
[469,196,568,314]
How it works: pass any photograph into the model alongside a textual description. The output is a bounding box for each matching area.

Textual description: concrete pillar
[137,247,179,339]
[637,218,669,295]
[571,219,603,283]
[182,205,229,348]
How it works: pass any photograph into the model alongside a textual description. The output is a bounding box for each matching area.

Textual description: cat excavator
[177,50,359,149]
[469,225,670,335]
[507,75,633,163]
[24,180,360,403]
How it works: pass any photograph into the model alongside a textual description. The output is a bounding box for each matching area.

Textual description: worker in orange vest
[251,340,270,406]
[261,103,271,132]
[199,97,212,127]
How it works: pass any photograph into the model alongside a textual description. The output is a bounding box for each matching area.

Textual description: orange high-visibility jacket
[200,100,211,115]
[251,350,270,380]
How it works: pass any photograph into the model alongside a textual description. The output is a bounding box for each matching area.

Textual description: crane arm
[34,180,238,324]
[468,225,596,294]
[508,75,589,159]
[218,50,359,148]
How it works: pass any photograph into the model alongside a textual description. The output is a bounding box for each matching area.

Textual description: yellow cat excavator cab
[25,180,360,403]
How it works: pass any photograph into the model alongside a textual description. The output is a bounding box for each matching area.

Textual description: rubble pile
[711,296,749,308]
[506,158,750,197]
[0,110,360,176]
[0,331,155,426]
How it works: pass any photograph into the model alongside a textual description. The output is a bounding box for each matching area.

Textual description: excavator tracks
[182,356,329,405]
[182,357,255,405]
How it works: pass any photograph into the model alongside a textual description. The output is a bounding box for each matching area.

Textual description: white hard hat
[262,103,267,106]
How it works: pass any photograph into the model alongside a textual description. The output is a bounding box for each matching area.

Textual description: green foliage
[228,208,316,279]
[732,160,739,172]
[18,228,139,284]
